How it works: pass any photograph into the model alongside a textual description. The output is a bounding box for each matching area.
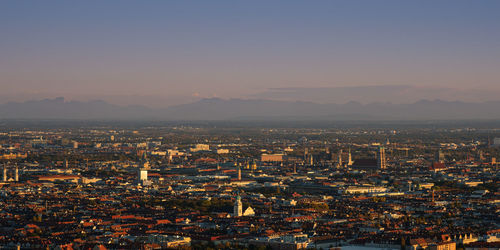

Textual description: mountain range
[0,97,499,121]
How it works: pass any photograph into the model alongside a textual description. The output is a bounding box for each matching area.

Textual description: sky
[1,0,500,107]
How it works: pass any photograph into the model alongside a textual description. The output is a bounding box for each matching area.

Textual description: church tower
[237,166,241,181]
[2,167,6,182]
[234,195,243,217]
[348,148,354,166]
[14,166,18,182]
[377,146,386,169]
[337,149,343,167]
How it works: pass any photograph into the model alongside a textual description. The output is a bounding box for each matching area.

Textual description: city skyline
[1,2,499,249]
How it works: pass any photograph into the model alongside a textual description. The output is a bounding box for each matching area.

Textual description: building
[348,148,354,166]
[234,195,243,217]
[248,234,309,250]
[493,137,500,146]
[237,166,241,181]
[191,144,210,152]
[435,150,445,163]
[428,242,456,250]
[216,148,229,154]
[344,186,388,194]
[337,149,343,167]
[351,158,378,171]
[261,154,284,162]
[14,166,18,182]
[138,169,148,182]
[243,206,255,216]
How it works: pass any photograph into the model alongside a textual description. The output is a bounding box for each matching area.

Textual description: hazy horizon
[1,1,500,108]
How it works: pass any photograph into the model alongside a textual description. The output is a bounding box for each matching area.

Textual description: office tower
[377,146,386,169]
[2,167,6,182]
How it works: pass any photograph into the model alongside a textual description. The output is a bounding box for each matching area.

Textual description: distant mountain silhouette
[1,97,500,120]
[165,98,500,120]
[250,85,500,104]
[0,97,155,120]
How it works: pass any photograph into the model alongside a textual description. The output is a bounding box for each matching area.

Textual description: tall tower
[2,167,7,182]
[434,150,444,163]
[377,146,386,169]
[337,149,343,166]
[234,195,243,217]
[304,148,308,162]
[237,166,241,181]
[14,166,19,182]
[348,148,354,166]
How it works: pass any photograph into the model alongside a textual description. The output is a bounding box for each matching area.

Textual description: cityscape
[0,122,498,249]
[1,1,500,249]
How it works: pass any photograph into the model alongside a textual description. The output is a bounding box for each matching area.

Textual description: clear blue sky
[1,1,499,106]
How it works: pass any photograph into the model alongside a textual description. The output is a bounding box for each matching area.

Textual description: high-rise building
[234,195,243,217]
[377,146,386,169]
[2,167,6,182]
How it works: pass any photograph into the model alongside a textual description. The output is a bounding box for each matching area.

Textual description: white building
[243,207,255,216]
[344,186,388,194]
[138,169,148,182]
